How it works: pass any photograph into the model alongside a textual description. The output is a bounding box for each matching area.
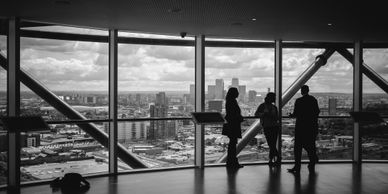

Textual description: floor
[1,163,388,194]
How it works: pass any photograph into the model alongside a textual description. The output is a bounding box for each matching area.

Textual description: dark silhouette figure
[255,92,281,167]
[223,87,244,169]
[288,85,320,174]
[51,173,90,193]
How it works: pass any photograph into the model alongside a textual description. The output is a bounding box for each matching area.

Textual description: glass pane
[204,47,274,164]
[117,120,195,170]
[282,49,354,160]
[0,35,7,186]
[117,42,195,170]
[20,123,108,183]
[20,37,109,120]
[117,43,195,119]
[282,118,353,160]
[362,76,388,159]
[282,49,323,115]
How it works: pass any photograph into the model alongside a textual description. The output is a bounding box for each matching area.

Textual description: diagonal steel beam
[336,48,388,94]
[216,48,335,163]
[0,53,147,168]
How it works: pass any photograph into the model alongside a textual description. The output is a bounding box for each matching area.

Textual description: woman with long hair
[255,92,281,167]
[222,87,244,169]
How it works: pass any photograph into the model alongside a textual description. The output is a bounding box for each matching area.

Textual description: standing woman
[255,92,281,167]
[222,87,244,169]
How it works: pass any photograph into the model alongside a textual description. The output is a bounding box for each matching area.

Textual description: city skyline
[1,30,388,94]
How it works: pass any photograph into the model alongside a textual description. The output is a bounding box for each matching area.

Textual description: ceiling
[1,0,388,42]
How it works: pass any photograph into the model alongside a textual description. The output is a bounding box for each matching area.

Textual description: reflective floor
[1,163,388,194]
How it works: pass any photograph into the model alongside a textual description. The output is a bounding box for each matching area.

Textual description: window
[117,34,195,170]
[0,35,7,186]
[362,49,388,160]
[282,49,353,160]
[205,46,274,164]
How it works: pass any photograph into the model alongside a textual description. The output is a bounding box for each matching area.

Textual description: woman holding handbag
[222,87,244,169]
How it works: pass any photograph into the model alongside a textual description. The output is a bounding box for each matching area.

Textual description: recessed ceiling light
[328,23,333,26]
[168,8,182,13]
[252,18,257,21]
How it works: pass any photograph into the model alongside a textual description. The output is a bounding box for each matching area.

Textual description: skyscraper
[189,84,195,105]
[238,85,246,100]
[231,78,239,88]
[248,90,257,103]
[149,92,168,140]
[208,100,223,112]
[329,98,337,115]
[215,79,224,99]
[208,85,216,99]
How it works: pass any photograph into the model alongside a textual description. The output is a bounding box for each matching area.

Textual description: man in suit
[288,85,320,174]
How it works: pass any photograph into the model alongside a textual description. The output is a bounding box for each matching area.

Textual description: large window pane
[0,35,6,186]
[20,37,108,120]
[204,47,274,164]
[282,49,353,160]
[20,123,108,183]
[282,118,353,160]
[362,49,388,160]
[116,121,195,170]
[118,41,195,169]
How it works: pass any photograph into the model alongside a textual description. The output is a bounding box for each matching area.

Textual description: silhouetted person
[288,85,320,174]
[222,87,244,169]
[255,92,281,167]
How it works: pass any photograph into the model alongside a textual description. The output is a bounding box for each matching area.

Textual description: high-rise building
[189,84,195,105]
[104,122,148,143]
[248,90,257,103]
[149,92,169,140]
[231,78,239,88]
[208,85,216,99]
[215,79,224,99]
[329,98,337,115]
[238,85,246,100]
[208,100,223,112]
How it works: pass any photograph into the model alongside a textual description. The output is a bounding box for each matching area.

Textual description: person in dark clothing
[288,85,320,174]
[223,87,244,169]
[255,92,281,167]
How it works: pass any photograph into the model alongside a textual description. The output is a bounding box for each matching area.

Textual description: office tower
[248,90,257,103]
[329,98,337,115]
[238,85,246,100]
[135,93,141,104]
[149,92,168,140]
[231,78,239,88]
[190,84,195,105]
[208,100,223,112]
[215,79,224,99]
[208,85,216,99]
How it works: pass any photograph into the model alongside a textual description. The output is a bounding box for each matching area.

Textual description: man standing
[288,85,320,174]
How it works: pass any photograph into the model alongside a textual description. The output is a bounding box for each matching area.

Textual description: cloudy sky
[1,26,388,94]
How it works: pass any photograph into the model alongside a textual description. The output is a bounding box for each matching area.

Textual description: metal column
[7,18,21,190]
[108,29,118,173]
[194,35,205,168]
[353,41,362,164]
[275,40,282,160]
